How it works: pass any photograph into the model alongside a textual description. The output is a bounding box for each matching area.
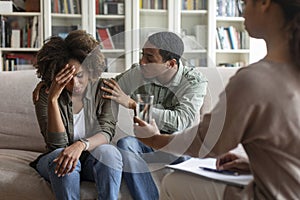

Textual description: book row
[182,0,207,10]
[2,53,36,71]
[140,0,168,10]
[95,0,125,15]
[51,0,81,14]
[0,16,40,48]
[96,24,125,49]
[216,26,249,50]
[216,0,242,17]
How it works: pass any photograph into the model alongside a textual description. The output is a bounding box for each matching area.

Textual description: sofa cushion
[0,71,45,152]
[0,149,103,200]
[0,149,55,199]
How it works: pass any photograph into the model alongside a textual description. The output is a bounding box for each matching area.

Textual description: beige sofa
[0,67,239,199]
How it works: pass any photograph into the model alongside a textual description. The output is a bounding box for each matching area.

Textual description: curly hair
[35,36,69,87]
[35,30,106,87]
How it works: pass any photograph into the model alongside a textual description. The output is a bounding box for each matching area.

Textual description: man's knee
[117,136,139,151]
[91,144,122,169]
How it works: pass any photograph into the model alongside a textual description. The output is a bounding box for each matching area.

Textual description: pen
[199,167,239,176]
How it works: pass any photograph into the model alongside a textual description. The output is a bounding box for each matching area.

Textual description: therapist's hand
[133,117,161,138]
[216,152,251,174]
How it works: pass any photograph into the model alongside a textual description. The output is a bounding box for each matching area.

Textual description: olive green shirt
[35,79,116,151]
[115,64,208,133]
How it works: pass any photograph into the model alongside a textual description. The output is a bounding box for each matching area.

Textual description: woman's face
[65,59,89,96]
[242,0,264,38]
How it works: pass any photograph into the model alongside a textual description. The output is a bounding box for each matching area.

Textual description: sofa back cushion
[0,68,239,152]
[0,70,45,152]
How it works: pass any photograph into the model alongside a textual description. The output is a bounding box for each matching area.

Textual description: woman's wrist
[76,140,86,151]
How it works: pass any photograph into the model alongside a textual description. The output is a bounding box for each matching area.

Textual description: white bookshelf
[0,0,266,72]
[90,0,131,72]
[43,0,88,39]
[131,0,266,68]
[0,1,43,71]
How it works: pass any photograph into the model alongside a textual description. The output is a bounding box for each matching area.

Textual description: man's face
[139,41,169,79]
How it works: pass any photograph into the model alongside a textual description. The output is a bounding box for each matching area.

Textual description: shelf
[181,10,208,15]
[216,49,250,54]
[184,50,207,54]
[101,49,125,53]
[216,17,245,22]
[0,48,40,52]
[140,9,168,14]
[51,13,82,18]
[96,15,125,20]
[1,12,41,16]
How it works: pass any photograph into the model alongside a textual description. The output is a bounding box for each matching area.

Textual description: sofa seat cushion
[0,149,55,200]
[0,149,101,200]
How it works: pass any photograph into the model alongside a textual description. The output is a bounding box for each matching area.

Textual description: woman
[134,0,300,199]
[31,30,122,200]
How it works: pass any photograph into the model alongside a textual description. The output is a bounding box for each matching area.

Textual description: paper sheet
[166,158,253,187]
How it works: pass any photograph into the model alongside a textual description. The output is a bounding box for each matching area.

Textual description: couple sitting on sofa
[31,30,208,200]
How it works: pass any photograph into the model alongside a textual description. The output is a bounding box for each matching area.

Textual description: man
[102,31,208,200]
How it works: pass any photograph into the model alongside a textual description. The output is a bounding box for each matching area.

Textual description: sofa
[0,67,239,199]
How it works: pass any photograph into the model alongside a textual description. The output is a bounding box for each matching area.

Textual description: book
[30,16,38,48]
[227,26,238,49]
[96,27,115,49]
[11,29,21,48]
[166,158,253,187]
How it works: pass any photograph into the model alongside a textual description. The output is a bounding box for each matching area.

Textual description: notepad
[166,158,253,187]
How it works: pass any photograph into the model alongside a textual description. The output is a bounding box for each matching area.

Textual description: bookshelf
[132,0,266,68]
[132,0,171,63]
[176,1,208,67]
[90,0,131,73]
[0,0,266,72]
[44,0,88,39]
[0,0,43,71]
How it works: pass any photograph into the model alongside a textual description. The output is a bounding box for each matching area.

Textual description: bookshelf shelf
[101,49,125,53]
[184,50,207,54]
[216,49,250,54]
[181,10,208,15]
[96,15,125,20]
[140,9,168,14]
[216,17,245,22]
[2,12,41,16]
[1,48,40,52]
[51,13,82,18]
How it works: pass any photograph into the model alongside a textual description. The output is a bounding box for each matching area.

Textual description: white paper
[166,158,253,187]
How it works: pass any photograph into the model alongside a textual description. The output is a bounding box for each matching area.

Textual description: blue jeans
[36,144,123,200]
[117,136,189,200]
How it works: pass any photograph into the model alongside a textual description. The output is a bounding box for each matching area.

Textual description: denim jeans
[36,144,123,200]
[117,136,189,200]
